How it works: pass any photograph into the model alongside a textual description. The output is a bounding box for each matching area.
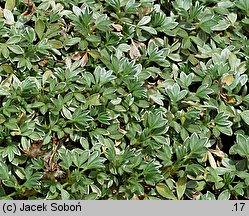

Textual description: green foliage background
[0,0,249,200]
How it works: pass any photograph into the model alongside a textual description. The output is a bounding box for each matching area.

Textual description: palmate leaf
[140,160,163,185]
[156,144,172,166]
[166,83,188,103]
[229,134,249,158]
[147,89,164,106]
[93,66,116,86]
[143,111,168,130]
[72,149,90,168]
[196,84,213,100]
[72,109,93,130]
[2,144,21,162]
[83,151,106,170]
[200,14,218,33]
[188,133,208,157]
[23,172,43,189]
[236,0,249,16]
[95,14,112,32]
[151,11,178,35]
[106,0,121,11]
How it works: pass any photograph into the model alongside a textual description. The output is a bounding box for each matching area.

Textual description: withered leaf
[81,52,88,67]
[129,39,141,59]
[112,24,123,31]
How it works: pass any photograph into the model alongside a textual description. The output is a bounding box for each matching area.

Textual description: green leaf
[97,112,111,125]
[189,133,208,156]
[95,15,111,31]
[72,149,89,168]
[86,94,101,106]
[21,137,30,150]
[140,26,157,34]
[5,0,15,11]
[144,111,168,130]
[200,18,218,33]
[93,66,115,86]
[203,191,216,200]
[23,172,42,189]
[0,88,10,96]
[156,183,177,200]
[230,134,249,157]
[148,89,164,106]
[211,20,230,31]
[196,84,213,100]
[138,16,151,26]
[6,36,21,44]
[3,9,14,25]
[8,45,24,54]
[64,37,81,47]
[236,0,249,16]
[2,144,21,162]
[2,174,18,188]
[35,19,46,40]
[0,162,9,180]
[83,151,106,170]
[218,190,231,200]
[166,83,188,103]
[28,132,43,141]
[62,106,72,120]
[217,126,233,136]
[1,63,14,73]
[176,177,187,200]
[61,189,70,200]
[240,110,249,125]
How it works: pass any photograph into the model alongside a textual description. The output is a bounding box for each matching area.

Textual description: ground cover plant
[0,0,249,200]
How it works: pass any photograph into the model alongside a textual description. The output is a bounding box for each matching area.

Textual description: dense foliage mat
[0,0,249,200]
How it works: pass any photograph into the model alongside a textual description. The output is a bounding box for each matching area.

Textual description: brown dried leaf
[38,59,48,67]
[23,0,34,6]
[131,194,140,200]
[115,139,121,146]
[118,128,127,134]
[209,149,225,159]
[222,74,234,86]
[88,50,101,60]
[22,0,36,16]
[143,7,151,15]
[112,23,123,31]
[207,151,217,168]
[20,142,45,158]
[81,52,88,67]
[72,52,82,61]
[0,7,3,17]
[129,39,141,59]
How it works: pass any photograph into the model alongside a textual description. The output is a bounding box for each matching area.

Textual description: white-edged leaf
[218,190,231,200]
[241,110,249,125]
[138,16,151,26]
[3,9,14,25]
[8,45,24,54]
[6,36,21,44]
[62,107,72,120]
[140,26,157,34]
